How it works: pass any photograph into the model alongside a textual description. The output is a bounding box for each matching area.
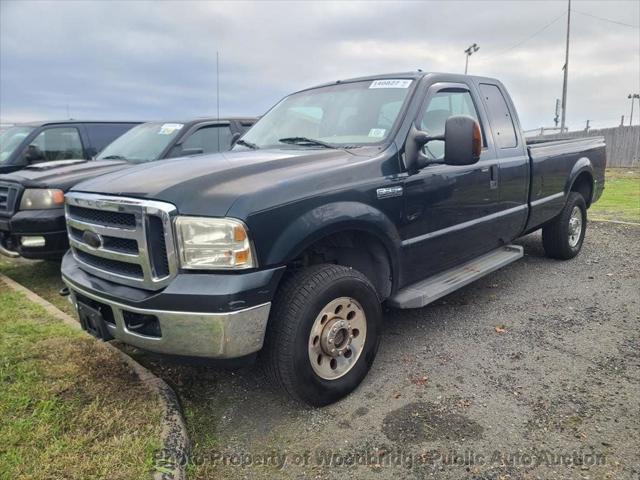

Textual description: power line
[485,11,566,59]
[481,6,638,63]
[572,9,640,29]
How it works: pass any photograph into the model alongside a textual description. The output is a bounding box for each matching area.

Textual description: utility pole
[628,93,640,126]
[620,115,625,126]
[216,51,220,147]
[560,0,571,133]
[464,43,479,75]
[554,99,560,127]
[584,120,590,132]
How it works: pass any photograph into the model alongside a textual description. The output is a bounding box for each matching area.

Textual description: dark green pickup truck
[59,72,605,406]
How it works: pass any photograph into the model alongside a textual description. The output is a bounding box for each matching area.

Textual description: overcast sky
[1,0,638,131]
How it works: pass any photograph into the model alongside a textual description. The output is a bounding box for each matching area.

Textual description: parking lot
[115,222,639,479]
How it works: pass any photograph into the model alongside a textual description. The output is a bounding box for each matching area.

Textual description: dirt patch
[382,401,483,443]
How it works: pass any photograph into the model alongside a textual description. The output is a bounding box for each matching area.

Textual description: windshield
[0,126,34,163]
[96,122,184,163]
[240,79,414,149]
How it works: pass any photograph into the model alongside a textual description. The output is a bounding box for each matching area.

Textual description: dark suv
[0,121,140,174]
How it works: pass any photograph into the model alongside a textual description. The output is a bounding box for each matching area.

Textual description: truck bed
[525,136,606,232]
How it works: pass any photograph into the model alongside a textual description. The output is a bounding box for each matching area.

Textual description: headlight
[175,217,256,270]
[19,189,65,210]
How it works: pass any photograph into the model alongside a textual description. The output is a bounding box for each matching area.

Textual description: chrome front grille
[65,192,178,290]
[0,182,21,216]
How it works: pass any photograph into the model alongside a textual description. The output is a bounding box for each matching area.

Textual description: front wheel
[542,192,587,260]
[263,264,381,406]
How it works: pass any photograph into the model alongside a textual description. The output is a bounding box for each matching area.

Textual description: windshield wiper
[101,155,127,160]
[278,137,337,149]
[235,139,259,150]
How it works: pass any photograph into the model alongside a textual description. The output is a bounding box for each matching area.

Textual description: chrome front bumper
[63,278,271,358]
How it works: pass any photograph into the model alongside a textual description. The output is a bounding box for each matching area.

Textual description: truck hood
[0,159,129,191]
[72,148,363,217]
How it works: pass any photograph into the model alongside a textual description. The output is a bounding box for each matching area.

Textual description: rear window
[479,84,517,149]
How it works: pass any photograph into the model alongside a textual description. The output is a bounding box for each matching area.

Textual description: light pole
[628,93,639,126]
[464,43,479,75]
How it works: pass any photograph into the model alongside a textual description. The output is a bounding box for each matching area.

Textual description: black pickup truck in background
[0,117,256,259]
[60,72,605,406]
[0,120,140,174]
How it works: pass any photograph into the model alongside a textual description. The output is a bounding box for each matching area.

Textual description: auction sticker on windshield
[369,79,412,89]
[158,123,184,135]
[368,128,386,138]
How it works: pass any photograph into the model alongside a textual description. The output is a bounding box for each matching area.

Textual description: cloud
[1,0,638,130]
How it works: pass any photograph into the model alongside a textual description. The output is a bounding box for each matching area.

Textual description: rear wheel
[542,192,587,260]
[263,264,381,406]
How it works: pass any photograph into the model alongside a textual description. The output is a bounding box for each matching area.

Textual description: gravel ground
[131,222,640,480]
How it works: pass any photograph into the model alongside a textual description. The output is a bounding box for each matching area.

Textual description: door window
[180,125,234,155]
[479,84,517,149]
[420,90,480,159]
[28,127,83,162]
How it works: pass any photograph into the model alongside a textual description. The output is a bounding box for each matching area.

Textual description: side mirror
[23,144,45,164]
[230,132,242,147]
[442,115,482,166]
[181,147,204,156]
[404,124,434,172]
[85,147,97,159]
[404,115,482,172]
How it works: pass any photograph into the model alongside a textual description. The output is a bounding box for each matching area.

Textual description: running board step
[388,245,524,309]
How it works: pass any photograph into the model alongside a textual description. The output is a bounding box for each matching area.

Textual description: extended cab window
[179,125,233,155]
[28,127,83,162]
[479,84,517,149]
[420,90,480,160]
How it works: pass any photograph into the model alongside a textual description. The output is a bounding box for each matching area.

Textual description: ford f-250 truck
[60,72,605,406]
[0,117,255,259]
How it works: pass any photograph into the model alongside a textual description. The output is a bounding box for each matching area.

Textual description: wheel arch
[264,201,402,299]
[566,158,595,207]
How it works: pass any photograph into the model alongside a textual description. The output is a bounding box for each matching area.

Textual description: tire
[542,192,587,260]
[263,264,382,406]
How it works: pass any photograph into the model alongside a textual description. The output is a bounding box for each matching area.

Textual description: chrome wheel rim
[568,206,583,248]
[308,297,367,380]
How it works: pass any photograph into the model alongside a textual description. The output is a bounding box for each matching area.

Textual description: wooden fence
[528,125,640,167]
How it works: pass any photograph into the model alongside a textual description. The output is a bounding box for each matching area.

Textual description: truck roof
[14,120,141,128]
[146,117,258,126]
[14,117,256,128]
[303,71,503,92]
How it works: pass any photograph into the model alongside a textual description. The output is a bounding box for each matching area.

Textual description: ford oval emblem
[82,230,102,249]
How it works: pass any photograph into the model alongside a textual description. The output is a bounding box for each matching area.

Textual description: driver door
[399,82,501,285]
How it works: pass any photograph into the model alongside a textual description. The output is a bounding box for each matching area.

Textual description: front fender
[264,201,402,279]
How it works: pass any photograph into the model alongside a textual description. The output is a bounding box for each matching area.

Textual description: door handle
[489,164,498,189]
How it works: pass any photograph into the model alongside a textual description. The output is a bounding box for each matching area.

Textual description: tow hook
[59,286,70,297]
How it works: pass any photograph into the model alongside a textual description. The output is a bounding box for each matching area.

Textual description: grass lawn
[0,283,163,479]
[0,257,72,315]
[590,168,640,223]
